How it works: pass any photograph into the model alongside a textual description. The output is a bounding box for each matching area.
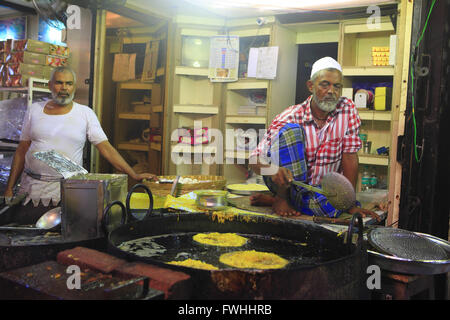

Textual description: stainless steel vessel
[61,174,127,241]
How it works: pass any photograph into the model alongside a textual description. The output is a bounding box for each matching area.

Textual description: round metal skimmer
[368,227,449,261]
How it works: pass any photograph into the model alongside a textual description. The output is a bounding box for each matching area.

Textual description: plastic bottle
[361,168,371,191]
[370,172,378,189]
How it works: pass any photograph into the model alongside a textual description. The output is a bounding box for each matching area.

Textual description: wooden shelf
[174,104,218,114]
[156,67,165,77]
[152,105,163,113]
[175,66,209,77]
[118,81,153,90]
[171,144,217,154]
[152,135,162,142]
[343,22,394,34]
[118,113,150,120]
[226,116,266,124]
[225,150,251,159]
[118,143,148,151]
[227,80,269,90]
[150,142,161,151]
[342,66,394,76]
[359,154,389,166]
[358,110,391,121]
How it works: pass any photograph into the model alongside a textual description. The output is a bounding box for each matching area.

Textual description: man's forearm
[5,141,30,193]
[249,156,279,176]
[341,152,359,189]
[96,141,138,179]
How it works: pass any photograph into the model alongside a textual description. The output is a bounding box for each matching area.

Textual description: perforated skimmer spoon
[291,172,356,211]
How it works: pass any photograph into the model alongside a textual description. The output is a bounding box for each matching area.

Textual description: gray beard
[313,94,338,112]
[52,92,74,105]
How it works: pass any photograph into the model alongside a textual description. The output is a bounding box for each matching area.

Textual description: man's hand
[3,188,13,199]
[134,173,159,182]
[348,206,381,222]
[271,167,293,187]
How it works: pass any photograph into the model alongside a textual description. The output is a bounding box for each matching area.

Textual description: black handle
[102,200,127,234]
[346,213,364,253]
[125,183,154,221]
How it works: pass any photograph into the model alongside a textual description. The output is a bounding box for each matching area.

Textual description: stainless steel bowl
[195,190,228,211]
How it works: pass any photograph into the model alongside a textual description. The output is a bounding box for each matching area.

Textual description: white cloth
[310,57,342,79]
[18,101,108,206]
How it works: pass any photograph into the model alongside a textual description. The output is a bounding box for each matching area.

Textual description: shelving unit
[0,78,51,151]
[338,17,396,191]
[0,78,51,107]
[221,23,298,184]
[113,80,162,179]
[164,18,297,181]
[167,26,223,176]
[223,79,269,183]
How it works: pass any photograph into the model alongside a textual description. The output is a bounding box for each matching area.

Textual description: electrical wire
[409,0,436,162]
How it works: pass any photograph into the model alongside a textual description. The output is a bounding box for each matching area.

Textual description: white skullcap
[310,57,342,79]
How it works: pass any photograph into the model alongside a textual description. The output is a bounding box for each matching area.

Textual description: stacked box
[7,51,68,67]
[177,127,209,145]
[372,47,390,66]
[0,40,12,86]
[1,39,70,87]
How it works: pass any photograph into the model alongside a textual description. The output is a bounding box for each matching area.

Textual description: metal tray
[368,232,450,275]
[226,184,271,196]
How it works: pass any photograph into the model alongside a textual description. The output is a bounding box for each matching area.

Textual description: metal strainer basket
[368,227,449,261]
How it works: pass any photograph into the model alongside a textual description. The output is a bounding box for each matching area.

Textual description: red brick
[114,262,192,299]
[57,247,127,274]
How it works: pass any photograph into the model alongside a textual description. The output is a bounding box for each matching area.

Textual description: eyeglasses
[317,81,343,91]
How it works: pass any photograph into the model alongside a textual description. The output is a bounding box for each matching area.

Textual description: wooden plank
[225,150,250,160]
[152,105,163,113]
[344,22,394,34]
[227,80,269,90]
[175,66,209,76]
[118,113,151,120]
[359,154,389,166]
[179,28,219,37]
[342,66,394,76]
[173,104,218,114]
[150,143,161,151]
[118,143,149,151]
[225,116,266,124]
[118,81,154,90]
[388,0,414,228]
[227,27,272,37]
[358,110,392,121]
[171,144,218,154]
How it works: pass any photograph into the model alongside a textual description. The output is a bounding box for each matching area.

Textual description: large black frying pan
[101,189,367,299]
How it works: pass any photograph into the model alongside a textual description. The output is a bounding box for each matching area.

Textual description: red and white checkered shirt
[251,96,362,185]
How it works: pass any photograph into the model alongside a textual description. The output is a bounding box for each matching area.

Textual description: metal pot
[194,190,228,211]
[103,200,368,299]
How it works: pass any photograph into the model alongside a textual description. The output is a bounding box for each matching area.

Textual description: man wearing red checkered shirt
[249,57,379,220]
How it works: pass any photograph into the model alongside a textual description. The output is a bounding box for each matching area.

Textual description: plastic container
[356,189,388,209]
[361,169,371,191]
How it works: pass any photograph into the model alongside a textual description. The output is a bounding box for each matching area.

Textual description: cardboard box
[49,44,70,57]
[354,92,367,108]
[5,51,67,67]
[8,63,54,79]
[13,39,51,54]
[374,87,392,111]
[342,88,354,100]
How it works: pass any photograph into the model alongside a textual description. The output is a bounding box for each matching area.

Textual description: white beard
[52,91,75,105]
[313,92,339,112]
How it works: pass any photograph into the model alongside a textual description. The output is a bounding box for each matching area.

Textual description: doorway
[295,43,338,104]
